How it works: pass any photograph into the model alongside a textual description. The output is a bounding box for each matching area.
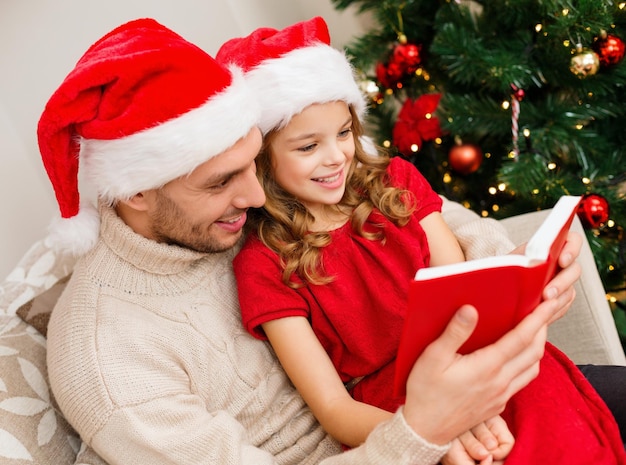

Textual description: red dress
[235,157,440,412]
[234,157,626,463]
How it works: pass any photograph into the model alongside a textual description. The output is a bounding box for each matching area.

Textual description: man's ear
[118,191,152,212]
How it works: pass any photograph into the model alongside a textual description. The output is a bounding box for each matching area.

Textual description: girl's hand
[442,438,493,465]
[441,415,514,465]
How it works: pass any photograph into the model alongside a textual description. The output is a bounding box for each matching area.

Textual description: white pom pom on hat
[216,16,367,135]
[37,18,260,255]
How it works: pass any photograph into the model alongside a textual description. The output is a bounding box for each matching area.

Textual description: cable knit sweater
[47,202,514,465]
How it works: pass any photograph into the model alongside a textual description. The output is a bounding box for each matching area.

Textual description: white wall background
[0,0,372,280]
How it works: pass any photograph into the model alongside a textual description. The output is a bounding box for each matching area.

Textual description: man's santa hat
[37,18,259,255]
[216,16,367,135]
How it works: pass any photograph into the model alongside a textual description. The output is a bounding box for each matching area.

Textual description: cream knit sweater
[47,202,513,465]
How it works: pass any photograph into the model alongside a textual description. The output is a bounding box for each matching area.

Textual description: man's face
[143,128,265,253]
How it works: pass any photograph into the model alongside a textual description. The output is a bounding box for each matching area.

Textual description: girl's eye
[298,143,316,152]
[338,128,352,138]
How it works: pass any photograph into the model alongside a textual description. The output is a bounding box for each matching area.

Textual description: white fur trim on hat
[244,44,367,135]
[47,202,101,256]
[81,68,260,203]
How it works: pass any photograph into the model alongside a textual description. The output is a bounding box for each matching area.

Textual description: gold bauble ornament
[570,46,600,78]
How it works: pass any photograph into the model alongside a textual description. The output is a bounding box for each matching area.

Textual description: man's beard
[149,190,240,254]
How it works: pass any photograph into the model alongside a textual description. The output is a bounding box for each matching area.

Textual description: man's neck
[114,201,155,241]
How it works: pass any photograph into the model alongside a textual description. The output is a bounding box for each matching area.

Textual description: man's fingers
[489,298,554,362]
[543,260,581,301]
[548,285,577,324]
[558,231,582,268]
[420,305,478,366]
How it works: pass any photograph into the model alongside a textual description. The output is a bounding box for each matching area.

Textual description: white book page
[415,195,581,281]
[525,196,581,260]
[415,254,535,280]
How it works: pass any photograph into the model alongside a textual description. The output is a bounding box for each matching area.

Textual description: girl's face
[269,101,355,217]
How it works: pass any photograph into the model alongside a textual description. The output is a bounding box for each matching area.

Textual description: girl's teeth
[314,173,340,183]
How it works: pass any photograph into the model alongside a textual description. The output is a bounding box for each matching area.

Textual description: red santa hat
[216,16,367,135]
[37,18,260,255]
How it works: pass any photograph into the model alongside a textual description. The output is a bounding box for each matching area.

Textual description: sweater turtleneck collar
[85,203,240,295]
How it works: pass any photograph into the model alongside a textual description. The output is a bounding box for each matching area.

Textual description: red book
[394,195,582,396]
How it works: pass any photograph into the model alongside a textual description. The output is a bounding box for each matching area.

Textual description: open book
[394,195,582,396]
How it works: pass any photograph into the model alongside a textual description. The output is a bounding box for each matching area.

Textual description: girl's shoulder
[386,156,432,191]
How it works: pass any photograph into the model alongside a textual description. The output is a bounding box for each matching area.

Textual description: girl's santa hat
[216,16,367,135]
[37,18,259,255]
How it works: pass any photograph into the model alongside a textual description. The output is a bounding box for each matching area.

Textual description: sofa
[0,209,624,464]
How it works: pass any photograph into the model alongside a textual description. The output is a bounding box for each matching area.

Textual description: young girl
[220,17,626,465]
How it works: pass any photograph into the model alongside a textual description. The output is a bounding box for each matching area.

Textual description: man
[43,18,582,465]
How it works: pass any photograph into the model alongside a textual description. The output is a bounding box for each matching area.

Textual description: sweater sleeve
[89,406,449,465]
[440,195,515,260]
[91,402,278,465]
[320,409,449,465]
[91,406,449,465]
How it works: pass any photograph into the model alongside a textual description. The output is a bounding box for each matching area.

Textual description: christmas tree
[331,0,626,347]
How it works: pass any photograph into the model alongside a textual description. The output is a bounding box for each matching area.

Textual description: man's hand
[542,231,581,323]
[401,297,557,446]
[509,231,582,324]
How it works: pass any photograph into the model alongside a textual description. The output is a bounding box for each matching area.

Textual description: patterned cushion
[0,238,108,465]
[16,275,71,337]
[0,314,80,463]
[0,238,76,319]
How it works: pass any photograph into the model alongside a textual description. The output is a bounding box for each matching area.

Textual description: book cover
[394,195,582,396]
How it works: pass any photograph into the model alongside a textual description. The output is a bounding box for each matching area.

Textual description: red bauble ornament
[448,144,483,175]
[593,34,626,67]
[391,42,422,75]
[511,85,525,102]
[577,194,610,229]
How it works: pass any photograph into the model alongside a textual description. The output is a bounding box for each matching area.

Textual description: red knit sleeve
[387,156,442,221]
[233,236,309,340]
